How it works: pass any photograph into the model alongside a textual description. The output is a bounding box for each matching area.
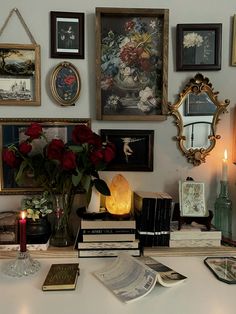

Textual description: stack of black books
[134,191,172,248]
[77,214,140,257]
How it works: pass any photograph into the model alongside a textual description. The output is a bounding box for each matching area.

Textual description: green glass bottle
[214,181,232,239]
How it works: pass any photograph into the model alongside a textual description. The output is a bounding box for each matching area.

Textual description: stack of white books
[77,218,140,257]
[169,223,222,247]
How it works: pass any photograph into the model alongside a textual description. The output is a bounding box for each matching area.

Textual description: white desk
[1,255,236,314]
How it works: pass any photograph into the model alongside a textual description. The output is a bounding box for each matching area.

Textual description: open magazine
[93,253,187,303]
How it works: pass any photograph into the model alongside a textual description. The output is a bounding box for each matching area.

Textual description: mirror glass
[169,73,229,166]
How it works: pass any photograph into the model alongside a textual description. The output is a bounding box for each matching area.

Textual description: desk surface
[1,255,236,314]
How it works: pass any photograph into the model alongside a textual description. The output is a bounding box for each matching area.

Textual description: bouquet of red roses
[3,122,115,201]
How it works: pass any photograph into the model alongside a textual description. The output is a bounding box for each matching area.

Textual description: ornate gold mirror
[169,73,229,166]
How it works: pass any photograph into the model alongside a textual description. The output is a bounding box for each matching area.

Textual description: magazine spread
[93,253,187,303]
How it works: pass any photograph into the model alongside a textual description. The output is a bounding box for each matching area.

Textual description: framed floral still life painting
[0,44,41,106]
[100,129,154,171]
[50,11,85,59]
[176,24,222,71]
[96,8,169,121]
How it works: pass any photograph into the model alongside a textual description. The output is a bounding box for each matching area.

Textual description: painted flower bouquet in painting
[101,16,164,115]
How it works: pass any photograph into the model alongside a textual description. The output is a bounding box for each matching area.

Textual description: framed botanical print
[176,23,222,71]
[50,11,85,59]
[96,7,169,121]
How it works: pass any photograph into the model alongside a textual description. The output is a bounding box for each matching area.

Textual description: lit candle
[19,211,27,252]
[222,149,228,181]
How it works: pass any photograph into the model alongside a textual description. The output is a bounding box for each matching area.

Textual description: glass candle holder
[3,250,40,277]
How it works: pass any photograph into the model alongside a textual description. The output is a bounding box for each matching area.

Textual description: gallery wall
[1,0,236,238]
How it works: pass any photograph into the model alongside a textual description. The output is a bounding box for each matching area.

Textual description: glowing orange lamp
[105,174,132,216]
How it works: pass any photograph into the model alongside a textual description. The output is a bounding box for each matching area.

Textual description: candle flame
[21,211,26,220]
[224,149,228,160]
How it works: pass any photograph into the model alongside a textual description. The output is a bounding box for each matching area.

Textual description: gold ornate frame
[50,62,81,106]
[168,73,229,166]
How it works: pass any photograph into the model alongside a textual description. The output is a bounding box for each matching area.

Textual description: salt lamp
[105,174,132,215]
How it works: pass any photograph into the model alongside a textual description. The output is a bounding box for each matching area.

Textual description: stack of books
[169,222,222,247]
[134,191,172,248]
[77,217,140,257]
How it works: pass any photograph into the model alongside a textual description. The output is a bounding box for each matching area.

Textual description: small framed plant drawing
[96,7,169,121]
[176,24,222,71]
[50,11,85,59]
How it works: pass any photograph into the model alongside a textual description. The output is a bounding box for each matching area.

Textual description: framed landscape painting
[100,129,154,171]
[0,44,41,106]
[96,7,169,121]
[176,24,222,71]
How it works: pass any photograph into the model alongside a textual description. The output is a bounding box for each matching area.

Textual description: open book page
[93,253,158,303]
[136,256,187,287]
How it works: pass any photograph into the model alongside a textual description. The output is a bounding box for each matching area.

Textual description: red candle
[19,211,27,252]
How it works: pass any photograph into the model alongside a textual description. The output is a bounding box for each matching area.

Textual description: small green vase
[214,181,232,239]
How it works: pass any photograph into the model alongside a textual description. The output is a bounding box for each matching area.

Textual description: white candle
[222,149,228,181]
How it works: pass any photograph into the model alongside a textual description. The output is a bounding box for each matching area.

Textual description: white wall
[1,0,236,237]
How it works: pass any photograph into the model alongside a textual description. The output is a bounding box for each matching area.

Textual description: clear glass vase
[214,180,232,239]
[50,194,73,247]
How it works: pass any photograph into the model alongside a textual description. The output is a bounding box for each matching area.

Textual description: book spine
[80,233,136,242]
[78,240,139,249]
[81,220,136,229]
[81,228,135,234]
[169,239,221,247]
[78,249,141,257]
[170,231,222,240]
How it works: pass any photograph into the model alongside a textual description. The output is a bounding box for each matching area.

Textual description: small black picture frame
[100,129,154,171]
[204,257,236,284]
[50,11,85,59]
[176,23,222,71]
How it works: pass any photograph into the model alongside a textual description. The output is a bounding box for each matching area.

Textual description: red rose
[103,142,116,163]
[25,123,43,139]
[61,151,77,171]
[64,75,76,85]
[89,149,104,166]
[47,139,65,161]
[3,149,19,168]
[19,141,32,155]
[72,125,94,145]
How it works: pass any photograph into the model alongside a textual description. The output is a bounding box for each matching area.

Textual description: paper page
[93,253,157,303]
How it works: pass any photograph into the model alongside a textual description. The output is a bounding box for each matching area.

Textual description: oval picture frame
[50,61,81,106]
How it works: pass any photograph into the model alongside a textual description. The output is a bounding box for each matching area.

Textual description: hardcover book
[79,232,136,242]
[42,263,79,291]
[78,239,140,250]
[79,248,141,258]
[80,219,136,229]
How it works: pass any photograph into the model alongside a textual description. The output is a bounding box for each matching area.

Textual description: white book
[0,239,50,251]
[79,249,141,257]
[93,253,187,303]
[80,219,136,229]
[169,239,221,248]
[81,233,136,242]
[78,239,139,250]
[170,224,221,240]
